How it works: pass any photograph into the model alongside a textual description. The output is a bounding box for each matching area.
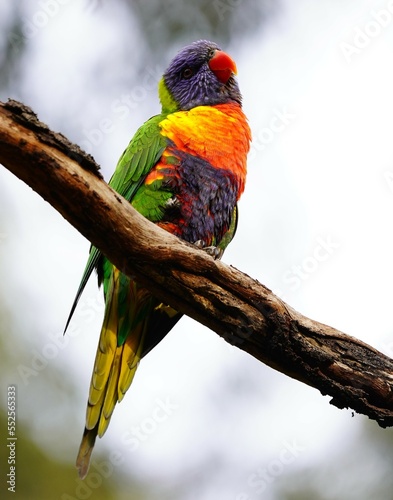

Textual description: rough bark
[1,99,392,426]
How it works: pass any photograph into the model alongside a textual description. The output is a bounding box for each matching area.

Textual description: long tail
[76,268,149,479]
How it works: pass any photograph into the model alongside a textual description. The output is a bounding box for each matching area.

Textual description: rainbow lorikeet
[65,40,251,478]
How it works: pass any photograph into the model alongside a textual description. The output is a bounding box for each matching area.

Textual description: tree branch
[1,99,392,426]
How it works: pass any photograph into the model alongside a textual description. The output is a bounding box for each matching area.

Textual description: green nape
[158,77,179,113]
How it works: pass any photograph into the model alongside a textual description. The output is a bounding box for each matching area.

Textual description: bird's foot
[194,240,223,260]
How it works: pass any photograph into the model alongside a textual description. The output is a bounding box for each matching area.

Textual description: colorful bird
[65,40,251,479]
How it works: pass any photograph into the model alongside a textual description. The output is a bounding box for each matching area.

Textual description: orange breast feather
[159,103,251,196]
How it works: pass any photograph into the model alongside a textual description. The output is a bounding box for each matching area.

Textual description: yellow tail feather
[76,268,148,478]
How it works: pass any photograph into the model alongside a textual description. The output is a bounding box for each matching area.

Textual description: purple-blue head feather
[160,40,242,112]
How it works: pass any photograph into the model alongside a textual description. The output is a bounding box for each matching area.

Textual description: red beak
[208,50,237,84]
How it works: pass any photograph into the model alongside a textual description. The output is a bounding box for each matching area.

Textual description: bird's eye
[208,49,216,59]
[182,67,194,79]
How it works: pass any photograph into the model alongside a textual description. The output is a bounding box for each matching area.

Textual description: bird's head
[159,40,242,113]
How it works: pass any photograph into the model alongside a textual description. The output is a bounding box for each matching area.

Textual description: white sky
[1,0,393,498]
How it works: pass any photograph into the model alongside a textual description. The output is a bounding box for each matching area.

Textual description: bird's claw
[194,240,223,260]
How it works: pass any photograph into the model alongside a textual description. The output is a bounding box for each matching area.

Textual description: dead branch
[1,99,392,426]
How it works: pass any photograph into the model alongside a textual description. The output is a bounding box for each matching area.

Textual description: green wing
[64,114,167,332]
[108,114,166,199]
